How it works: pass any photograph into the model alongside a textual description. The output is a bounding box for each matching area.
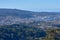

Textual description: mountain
[0,9,35,18]
[0,9,60,40]
[0,9,60,28]
[0,9,60,18]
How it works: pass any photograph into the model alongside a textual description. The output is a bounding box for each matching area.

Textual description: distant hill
[0,9,60,18]
[0,9,34,18]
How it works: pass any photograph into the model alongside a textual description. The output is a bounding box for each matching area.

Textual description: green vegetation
[0,24,60,40]
[0,24,46,40]
[41,28,60,40]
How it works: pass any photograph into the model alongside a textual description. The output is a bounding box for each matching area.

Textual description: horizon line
[0,8,60,12]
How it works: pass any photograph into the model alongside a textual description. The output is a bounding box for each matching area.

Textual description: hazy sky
[0,0,60,12]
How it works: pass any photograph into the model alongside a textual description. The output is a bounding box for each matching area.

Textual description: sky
[0,0,60,12]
